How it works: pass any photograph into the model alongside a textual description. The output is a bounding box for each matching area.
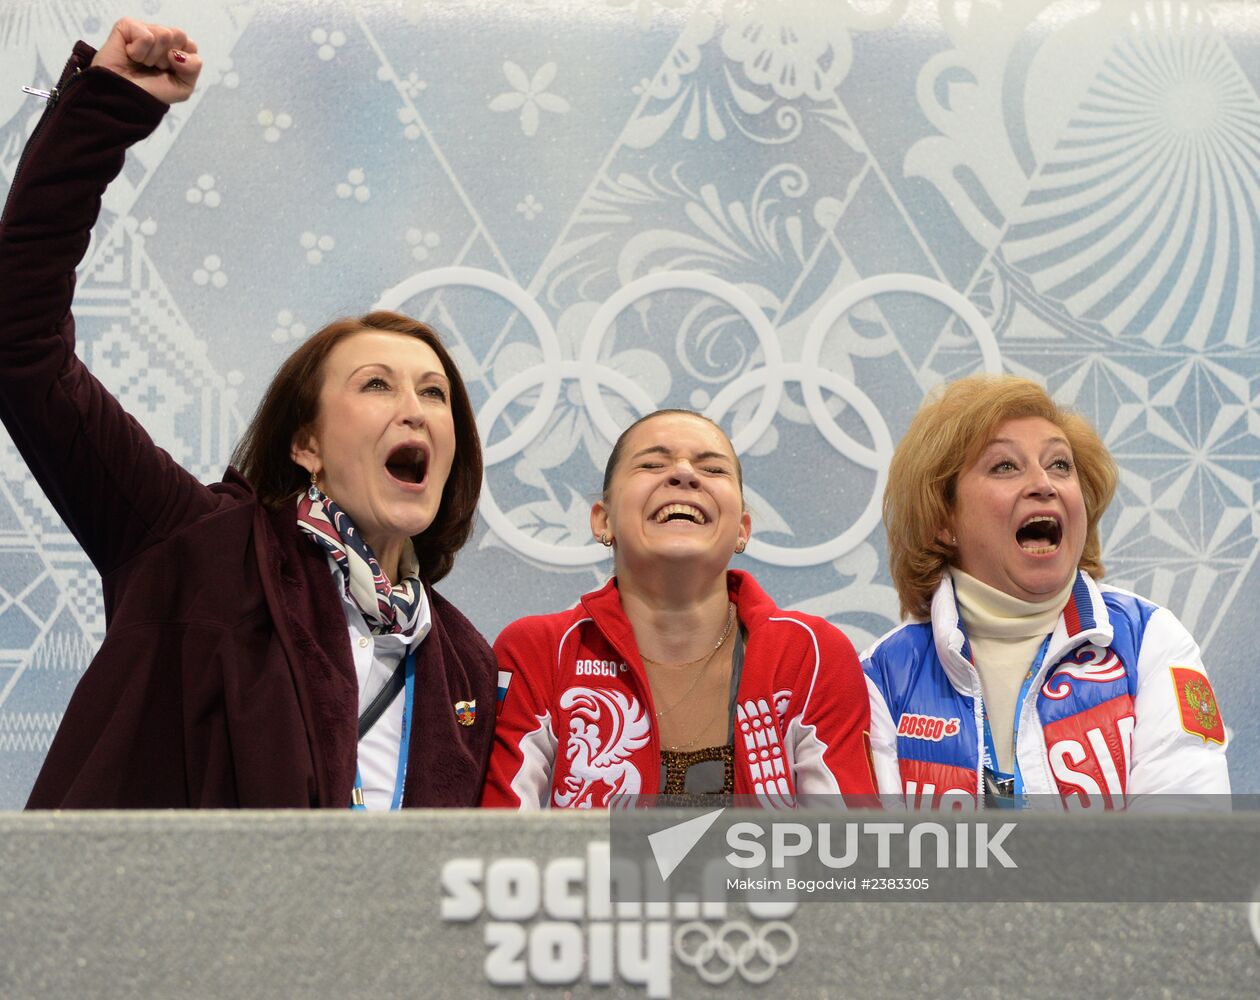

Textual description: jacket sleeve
[480,617,559,809]
[0,44,219,578]
[781,618,878,803]
[1127,606,1231,796]
[862,662,905,801]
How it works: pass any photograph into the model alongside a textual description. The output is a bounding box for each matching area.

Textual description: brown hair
[884,374,1117,620]
[231,311,482,583]
[601,409,744,499]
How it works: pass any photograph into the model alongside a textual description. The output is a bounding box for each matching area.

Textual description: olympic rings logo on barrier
[673,919,799,985]
[379,267,1000,569]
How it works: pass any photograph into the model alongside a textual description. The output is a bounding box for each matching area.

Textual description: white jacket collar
[931,570,1114,695]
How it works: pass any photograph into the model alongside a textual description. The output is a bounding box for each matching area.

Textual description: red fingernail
[172,50,187,64]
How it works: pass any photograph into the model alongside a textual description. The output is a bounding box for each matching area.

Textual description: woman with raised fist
[0,19,495,809]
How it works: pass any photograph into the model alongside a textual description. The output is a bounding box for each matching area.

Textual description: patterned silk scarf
[297,487,425,636]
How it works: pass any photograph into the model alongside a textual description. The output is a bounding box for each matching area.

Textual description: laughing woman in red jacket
[482,409,877,807]
[0,19,494,808]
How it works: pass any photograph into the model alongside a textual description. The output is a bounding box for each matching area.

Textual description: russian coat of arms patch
[1170,667,1225,745]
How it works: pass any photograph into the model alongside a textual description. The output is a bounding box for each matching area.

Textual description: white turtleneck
[950,569,1074,773]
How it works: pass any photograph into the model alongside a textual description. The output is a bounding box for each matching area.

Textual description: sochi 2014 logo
[440,841,798,997]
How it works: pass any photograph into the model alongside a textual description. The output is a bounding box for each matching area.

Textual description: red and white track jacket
[482,571,876,808]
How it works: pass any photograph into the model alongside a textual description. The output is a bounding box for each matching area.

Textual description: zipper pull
[21,86,58,103]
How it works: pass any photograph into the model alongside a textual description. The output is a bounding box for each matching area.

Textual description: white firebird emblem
[1041,644,1127,701]
[553,687,651,808]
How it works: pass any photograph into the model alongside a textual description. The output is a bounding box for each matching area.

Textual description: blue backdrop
[0,0,1255,804]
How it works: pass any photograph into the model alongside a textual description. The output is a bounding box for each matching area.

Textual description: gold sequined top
[659,743,734,801]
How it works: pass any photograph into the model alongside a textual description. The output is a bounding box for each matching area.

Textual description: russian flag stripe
[1065,573,1093,635]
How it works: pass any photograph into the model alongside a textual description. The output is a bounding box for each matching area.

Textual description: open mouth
[653,503,707,525]
[385,445,427,485]
[1016,515,1062,553]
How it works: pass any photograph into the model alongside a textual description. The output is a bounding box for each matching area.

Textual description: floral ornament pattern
[516,193,543,219]
[626,14,801,147]
[489,61,571,137]
[720,0,855,102]
[622,2,897,150]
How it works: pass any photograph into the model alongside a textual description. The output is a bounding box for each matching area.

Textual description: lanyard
[981,635,1051,807]
[350,646,417,811]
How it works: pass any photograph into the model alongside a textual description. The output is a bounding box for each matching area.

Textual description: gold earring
[307,470,321,501]
[735,540,746,554]
[600,532,612,547]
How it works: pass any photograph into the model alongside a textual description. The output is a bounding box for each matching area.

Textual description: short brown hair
[884,374,1117,619]
[602,409,744,500]
[231,311,482,583]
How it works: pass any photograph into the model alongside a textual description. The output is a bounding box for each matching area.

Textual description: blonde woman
[863,375,1229,807]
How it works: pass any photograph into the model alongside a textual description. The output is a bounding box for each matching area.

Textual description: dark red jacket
[0,44,495,808]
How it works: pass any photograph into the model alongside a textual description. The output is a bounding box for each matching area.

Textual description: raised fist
[90,18,201,104]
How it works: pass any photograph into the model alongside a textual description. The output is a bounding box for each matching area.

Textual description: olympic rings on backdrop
[707,362,892,566]
[477,360,655,566]
[379,267,999,569]
[673,919,799,984]
[582,272,785,451]
[377,266,564,466]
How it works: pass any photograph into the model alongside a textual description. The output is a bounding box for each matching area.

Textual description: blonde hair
[884,375,1117,620]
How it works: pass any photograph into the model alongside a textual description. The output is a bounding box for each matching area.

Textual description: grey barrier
[1,810,1257,999]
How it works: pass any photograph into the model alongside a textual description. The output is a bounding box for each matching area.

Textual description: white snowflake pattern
[311,28,347,61]
[185,174,221,208]
[122,216,158,238]
[257,109,293,143]
[489,61,571,137]
[207,56,240,90]
[336,168,370,202]
[300,232,335,265]
[397,106,422,141]
[405,228,440,262]
[378,64,429,98]
[515,194,543,220]
[192,255,227,289]
[271,310,308,344]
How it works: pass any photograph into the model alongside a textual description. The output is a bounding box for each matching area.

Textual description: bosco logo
[575,659,628,678]
[896,713,960,742]
[440,841,798,997]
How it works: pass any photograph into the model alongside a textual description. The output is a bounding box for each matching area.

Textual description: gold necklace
[662,695,725,750]
[641,601,736,669]
[645,602,736,721]
[661,658,735,751]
